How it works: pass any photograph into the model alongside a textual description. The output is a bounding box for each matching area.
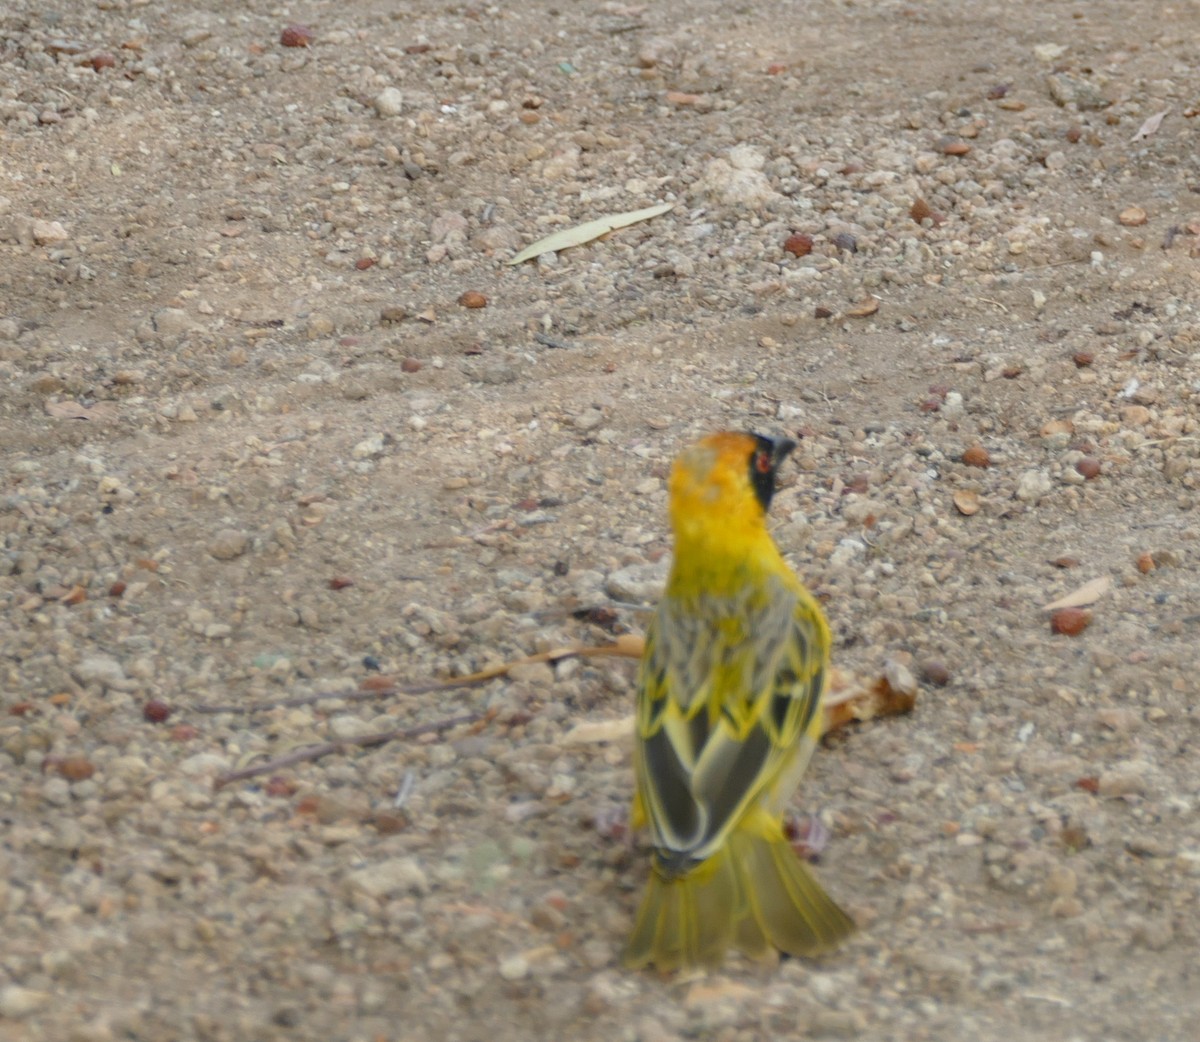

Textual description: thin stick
[193,637,644,715]
[212,711,483,789]
[195,685,403,715]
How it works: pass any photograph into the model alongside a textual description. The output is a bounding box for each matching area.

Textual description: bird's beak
[769,437,798,469]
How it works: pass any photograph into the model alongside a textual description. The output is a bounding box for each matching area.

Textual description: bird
[623,430,855,971]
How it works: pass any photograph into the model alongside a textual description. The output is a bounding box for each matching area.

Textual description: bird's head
[668,431,797,540]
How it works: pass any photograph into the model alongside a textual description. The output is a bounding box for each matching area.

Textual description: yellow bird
[623,431,855,971]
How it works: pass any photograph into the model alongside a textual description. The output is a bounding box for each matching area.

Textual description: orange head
[667,431,796,547]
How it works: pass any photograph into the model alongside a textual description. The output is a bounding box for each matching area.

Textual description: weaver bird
[623,431,854,971]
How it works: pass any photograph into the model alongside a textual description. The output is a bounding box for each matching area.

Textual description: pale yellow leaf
[508,202,674,265]
[563,716,635,745]
[1044,575,1110,611]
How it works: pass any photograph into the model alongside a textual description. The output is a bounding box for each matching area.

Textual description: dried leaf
[508,202,674,264]
[844,296,880,318]
[45,400,119,422]
[823,666,917,733]
[59,584,87,605]
[1130,108,1169,142]
[1044,575,1110,611]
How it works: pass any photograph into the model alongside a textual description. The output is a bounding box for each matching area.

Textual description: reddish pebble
[88,53,116,71]
[1072,352,1094,367]
[1136,552,1155,574]
[108,580,127,597]
[355,257,376,270]
[401,357,422,373]
[280,24,314,48]
[921,660,952,687]
[962,445,991,468]
[329,576,355,590]
[265,776,299,797]
[783,232,813,257]
[458,290,487,309]
[1076,457,1101,479]
[372,811,409,835]
[170,724,199,742]
[1051,607,1091,636]
[56,756,97,781]
[143,699,171,723]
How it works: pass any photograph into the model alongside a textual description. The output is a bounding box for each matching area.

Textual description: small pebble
[373,87,404,116]
[1097,762,1148,797]
[346,858,428,898]
[0,985,52,1019]
[208,529,250,560]
[498,954,530,981]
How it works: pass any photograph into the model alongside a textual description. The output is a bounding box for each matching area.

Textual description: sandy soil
[2,1,1199,1040]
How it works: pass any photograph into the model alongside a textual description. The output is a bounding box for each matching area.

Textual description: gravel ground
[2,1,1199,1039]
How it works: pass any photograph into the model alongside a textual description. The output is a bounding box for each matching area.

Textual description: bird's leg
[784,812,830,862]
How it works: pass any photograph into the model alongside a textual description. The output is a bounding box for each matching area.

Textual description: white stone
[352,433,386,460]
[31,219,69,244]
[346,857,428,898]
[373,87,403,117]
[498,954,529,981]
[1015,469,1052,502]
[74,654,126,687]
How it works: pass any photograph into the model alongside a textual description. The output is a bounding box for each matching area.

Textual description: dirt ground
[2,1,1200,1039]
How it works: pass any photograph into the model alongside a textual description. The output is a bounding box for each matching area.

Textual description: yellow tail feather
[623,819,854,971]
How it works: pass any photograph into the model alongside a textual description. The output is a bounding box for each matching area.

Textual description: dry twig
[212,711,483,789]
[194,635,644,715]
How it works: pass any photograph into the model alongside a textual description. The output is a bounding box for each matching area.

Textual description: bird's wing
[634,576,826,868]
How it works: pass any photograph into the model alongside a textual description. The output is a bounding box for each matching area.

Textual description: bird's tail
[622,815,855,971]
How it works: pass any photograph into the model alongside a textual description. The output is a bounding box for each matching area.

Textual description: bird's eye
[754,450,772,474]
